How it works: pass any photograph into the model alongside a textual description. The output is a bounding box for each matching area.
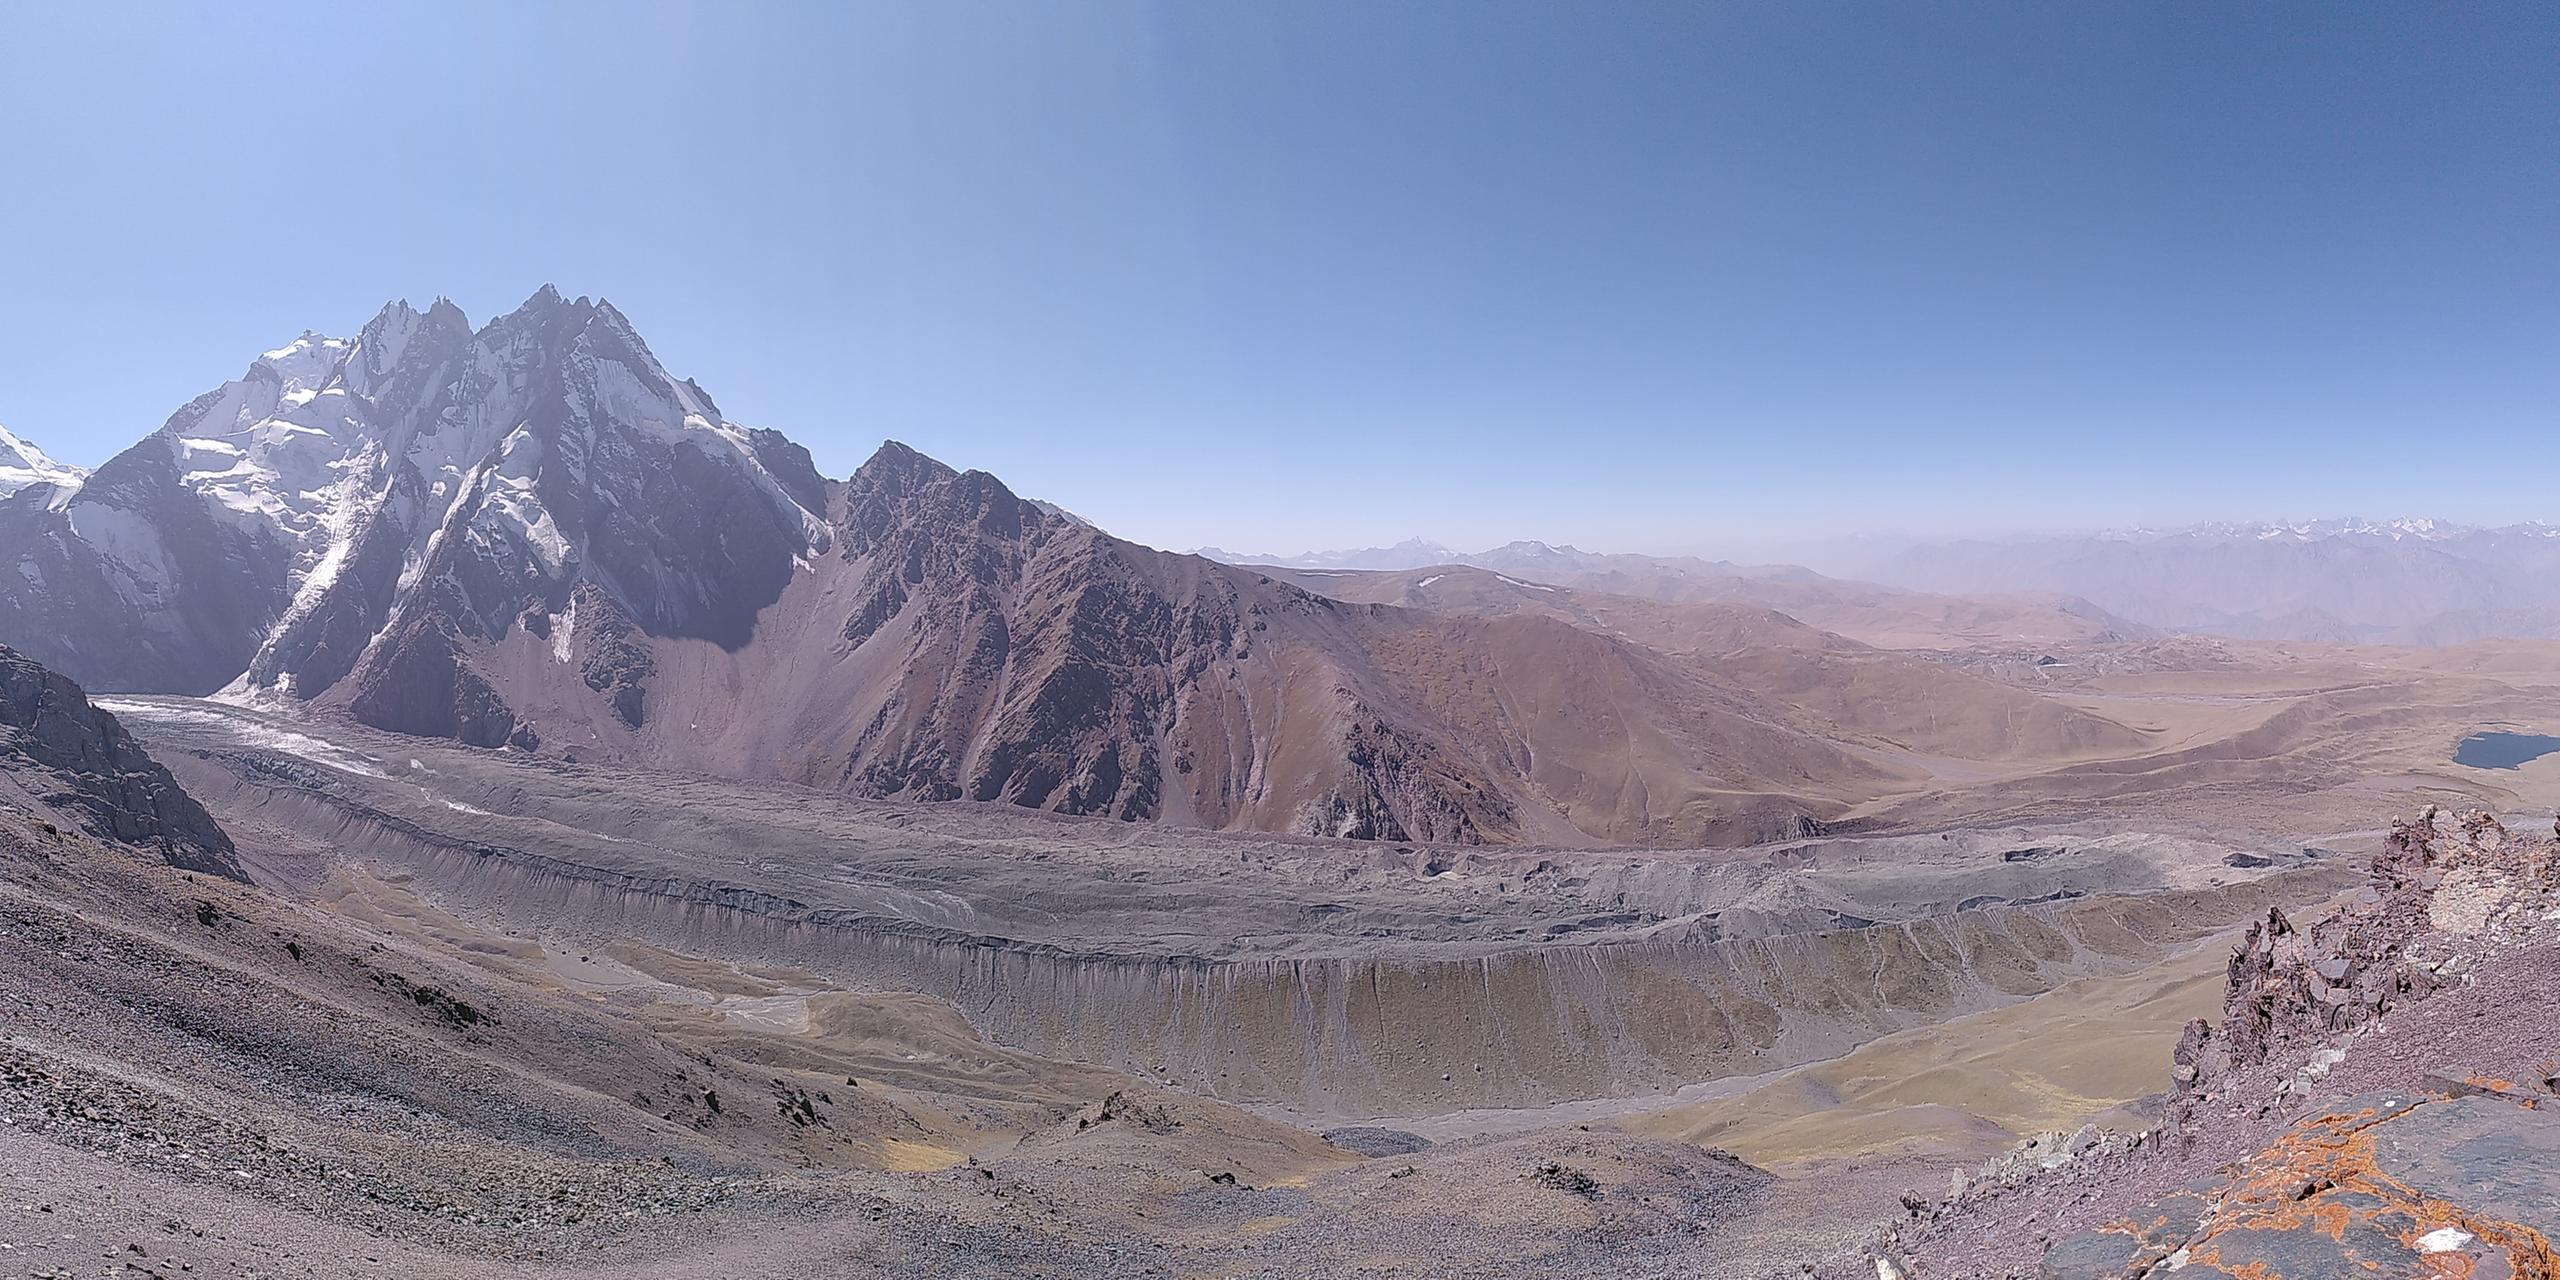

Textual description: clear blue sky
[1,3,2553,556]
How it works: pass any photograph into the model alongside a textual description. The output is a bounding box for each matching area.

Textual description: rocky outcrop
[2171,806,2558,1096]
[0,646,243,879]
[1880,810,2560,1278]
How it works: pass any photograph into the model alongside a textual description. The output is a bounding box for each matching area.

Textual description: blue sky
[0,3,2553,556]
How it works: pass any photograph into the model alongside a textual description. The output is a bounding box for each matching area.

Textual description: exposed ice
[93,700,389,778]
[551,590,578,662]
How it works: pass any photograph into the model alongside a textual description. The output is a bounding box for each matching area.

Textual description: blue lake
[2454,731,2560,770]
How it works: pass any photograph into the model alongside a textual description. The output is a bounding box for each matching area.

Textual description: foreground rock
[1880,808,2560,1278]
[2038,1082,2558,1277]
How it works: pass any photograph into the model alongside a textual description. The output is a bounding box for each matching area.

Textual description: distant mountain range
[1196,541,2156,650]
[1192,537,1471,572]
[1853,521,2560,645]
[1207,518,2560,646]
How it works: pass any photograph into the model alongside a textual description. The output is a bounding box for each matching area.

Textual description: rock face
[0,645,242,879]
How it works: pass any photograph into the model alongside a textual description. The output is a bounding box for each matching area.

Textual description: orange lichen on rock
[2169,1091,2558,1279]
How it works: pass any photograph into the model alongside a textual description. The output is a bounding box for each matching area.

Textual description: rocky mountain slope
[0,785,1861,1277]
[0,291,2161,845]
[419,438,1947,845]
[1875,807,2560,1277]
[0,702,1257,1276]
[1257,565,2149,767]
[0,644,240,878]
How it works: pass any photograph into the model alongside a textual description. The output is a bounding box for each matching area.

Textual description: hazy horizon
[3,2,2553,555]
[1190,513,2557,569]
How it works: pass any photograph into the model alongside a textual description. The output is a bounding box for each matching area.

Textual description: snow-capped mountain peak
[0,288,838,709]
[254,332,354,394]
[2103,517,2479,544]
[0,423,86,500]
[154,322,384,574]
[2243,516,2466,542]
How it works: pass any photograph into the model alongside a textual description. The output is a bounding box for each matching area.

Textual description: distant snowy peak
[2222,517,2466,543]
[1476,539,1579,563]
[1197,536,1464,571]
[2106,517,2538,544]
[1202,538,1701,579]
[228,286,841,710]
[0,424,84,499]
[160,286,828,592]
